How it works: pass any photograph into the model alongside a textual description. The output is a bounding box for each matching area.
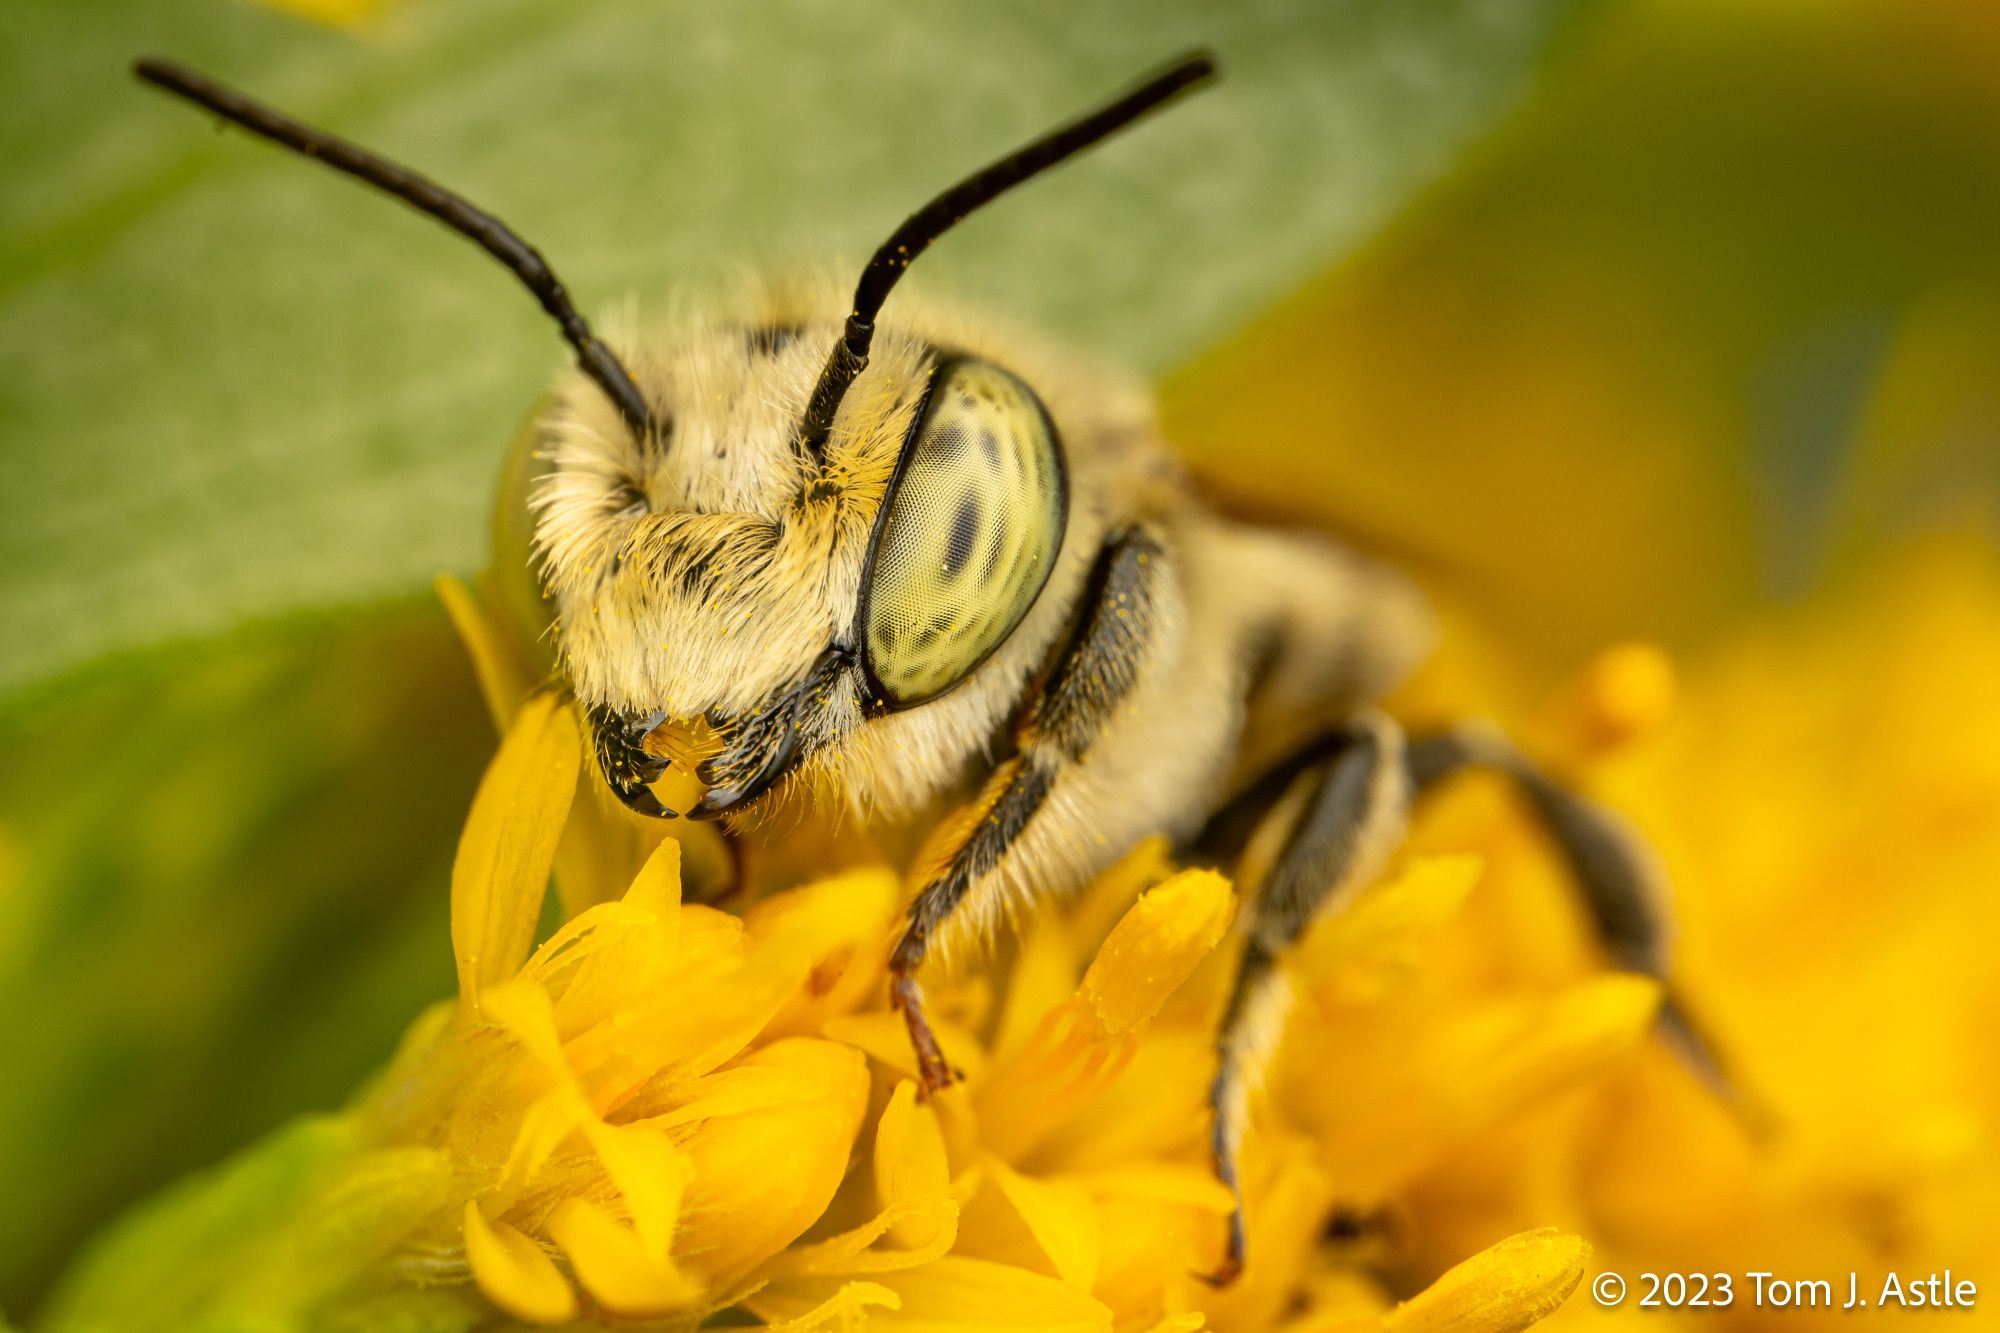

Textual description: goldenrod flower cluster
[43,540,2000,1332]
[350,673,1600,1332]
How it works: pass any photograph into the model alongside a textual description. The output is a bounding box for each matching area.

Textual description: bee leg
[1200,711,1410,1287]
[1406,721,1753,1119]
[889,528,1163,1096]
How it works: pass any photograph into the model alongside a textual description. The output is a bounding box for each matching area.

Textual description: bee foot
[1194,1206,1247,1288]
[890,973,960,1096]
[1196,1254,1244,1289]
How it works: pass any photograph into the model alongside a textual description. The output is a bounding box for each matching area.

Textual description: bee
[136,50,1737,1283]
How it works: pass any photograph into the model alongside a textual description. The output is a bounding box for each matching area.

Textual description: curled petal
[867,1256,1112,1330]
[1078,869,1234,1037]
[463,1201,577,1326]
[549,1196,703,1317]
[1382,1228,1589,1333]
[976,871,1233,1161]
[756,1279,903,1331]
[678,1038,871,1284]
[578,1120,689,1260]
[876,1080,953,1249]
[757,1257,1112,1333]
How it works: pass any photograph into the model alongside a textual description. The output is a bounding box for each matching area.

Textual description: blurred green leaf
[0,609,489,1316]
[40,1116,482,1333]
[0,0,1592,704]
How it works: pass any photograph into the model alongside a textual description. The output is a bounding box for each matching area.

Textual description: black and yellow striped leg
[890,528,1161,1094]
[1406,722,1746,1113]
[1202,712,1410,1286]
[1193,714,1750,1285]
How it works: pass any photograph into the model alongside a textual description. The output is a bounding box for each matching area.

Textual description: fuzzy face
[530,276,1163,828]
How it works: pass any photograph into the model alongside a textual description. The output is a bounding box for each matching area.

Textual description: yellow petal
[824,1010,988,1086]
[549,1196,704,1316]
[1294,855,1482,1003]
[876,1080,953,1249]
[989,918,1079,1063]
[1381,1229,1589,1333]
[479,976,569,1073]
[452,691,581,1013]
[564,942,809,1110]
[653,1062,836,1129]
[872,1256,1112,1331]
[762,1257,1112,1333]
[754,1279,903,1330]
[1070,1164,1235,1215]
[501,1082,591,1195]
[1079,869,1235,1037]
[747,866,902,1038]
[436,573,533,732]
[1020,1030,1216,1172]
[677,1038,871,1284]
[1192,1139,1334,1329]
[1297,975,1662,1198]
[578,1120,689,1259]
[478,979,591,1189]
[1464,974,1664,1113]
[463,1200,578,1326]
[762,1081,960,1282]
[1089,1191,1215,1324]
[975,873,1232,1161]
[624,834,684,918]
[1273,1268,1390,1332]
[769,1197,960,1281]
[552,776,671,918]
[985,1158,1101,1291]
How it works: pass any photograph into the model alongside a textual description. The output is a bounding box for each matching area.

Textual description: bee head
[133,49,1215,823]
[532,51,1214,821]
[534,284,1080,821]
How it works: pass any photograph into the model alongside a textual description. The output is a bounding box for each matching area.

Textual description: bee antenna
[132,57,657,442]
[798,49,1219,457]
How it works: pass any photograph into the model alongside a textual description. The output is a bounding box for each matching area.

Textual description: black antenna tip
[797,45,1223,456]
[133,56,180,87]
[1167,48,1222,85]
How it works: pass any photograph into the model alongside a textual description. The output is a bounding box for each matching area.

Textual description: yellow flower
[1376,538,2000,1328]
[317,579,1643,1331]
[44,578,1757,1332]
[358,724,876,1320]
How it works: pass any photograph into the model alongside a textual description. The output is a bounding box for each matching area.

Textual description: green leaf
[0,607,489,1319]
[0,0,1591,704]
[38,1115,480,1333]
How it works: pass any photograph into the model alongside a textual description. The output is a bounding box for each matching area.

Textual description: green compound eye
[858,358,1069,707]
